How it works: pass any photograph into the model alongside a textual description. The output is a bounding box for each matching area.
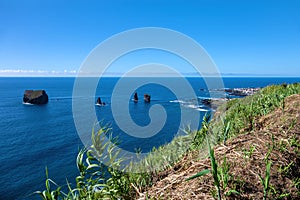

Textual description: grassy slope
[142,83,300,199]
[36,83,300,200]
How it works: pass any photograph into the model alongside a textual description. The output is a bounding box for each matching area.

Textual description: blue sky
[0,0,299,76]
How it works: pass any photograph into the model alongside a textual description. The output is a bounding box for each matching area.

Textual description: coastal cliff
[142,84,300,199]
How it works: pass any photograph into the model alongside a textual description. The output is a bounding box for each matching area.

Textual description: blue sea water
[0,77,300,200]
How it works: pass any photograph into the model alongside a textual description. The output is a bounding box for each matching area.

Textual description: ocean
[0,77,299,200]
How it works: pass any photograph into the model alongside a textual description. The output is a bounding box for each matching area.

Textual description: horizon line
[1,74,300,78]
[1,69,299,77]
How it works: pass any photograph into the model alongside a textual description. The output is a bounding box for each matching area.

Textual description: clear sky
[0,0,299,76]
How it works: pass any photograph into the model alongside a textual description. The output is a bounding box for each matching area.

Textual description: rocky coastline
[201,87,260,109]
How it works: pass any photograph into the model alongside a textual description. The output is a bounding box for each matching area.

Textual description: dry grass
[140,94,300,199]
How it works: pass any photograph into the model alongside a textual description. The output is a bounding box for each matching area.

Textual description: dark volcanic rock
[23,90,48,105]
[96,97,102,104]
[225,88,260,97]
[96,97,105,106]
[144,94,151,103]
[201,98,227,110]
[201,98,212,107]
[134,92,138,102]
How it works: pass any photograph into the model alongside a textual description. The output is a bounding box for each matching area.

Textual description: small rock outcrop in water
[96,97,105,105]
[134,92,138,102]
[201,98,227,110]
[23,90,48,104]
[144,94,151,102]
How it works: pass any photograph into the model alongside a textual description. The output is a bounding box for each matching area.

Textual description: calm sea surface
[0,77,299,200]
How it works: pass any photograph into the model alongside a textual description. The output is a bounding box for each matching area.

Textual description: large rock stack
[144,94,151,103]
[23,90,48,105]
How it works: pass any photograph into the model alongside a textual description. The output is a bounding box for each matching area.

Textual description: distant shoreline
[1,75,300,78]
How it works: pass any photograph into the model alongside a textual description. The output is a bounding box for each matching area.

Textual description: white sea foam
[95,103,106,107]
[170,98,212,112]
[196,108,210,112]
[169,100,186,103]
[185,104,198,109]
[22,102,34,105]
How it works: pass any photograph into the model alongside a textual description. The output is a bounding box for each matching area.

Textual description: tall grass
[259,160,272,200]
[186,83,300,199]
[35,167,65,200]
[186,114,239,198]
[212,83,300,142]
[35,127,135,200]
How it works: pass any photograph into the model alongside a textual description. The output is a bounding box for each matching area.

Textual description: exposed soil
[139,94,300,199]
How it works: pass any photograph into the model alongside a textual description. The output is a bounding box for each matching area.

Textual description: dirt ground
[139,94,300,199]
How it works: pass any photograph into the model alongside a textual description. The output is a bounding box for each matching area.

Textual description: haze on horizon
[0,0,299,77]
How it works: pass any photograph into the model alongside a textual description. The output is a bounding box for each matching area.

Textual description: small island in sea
[23,90,49,105]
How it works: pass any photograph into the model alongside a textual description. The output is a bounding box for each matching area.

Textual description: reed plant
[186,114,243,199]
[35,167,65,200]
[259,160,272,200]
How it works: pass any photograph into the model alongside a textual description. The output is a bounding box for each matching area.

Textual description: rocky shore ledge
[225,87,260,96]
[201,87,260,109]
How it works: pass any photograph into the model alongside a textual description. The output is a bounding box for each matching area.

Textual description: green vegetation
[186,115,239,199]
[36,83,300,199]
[128,132,194,174]
[35,167,65,200]
[212,83,300,142]
[242,144,256,160]
[259,160,272,200]
[187,115,222,200]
